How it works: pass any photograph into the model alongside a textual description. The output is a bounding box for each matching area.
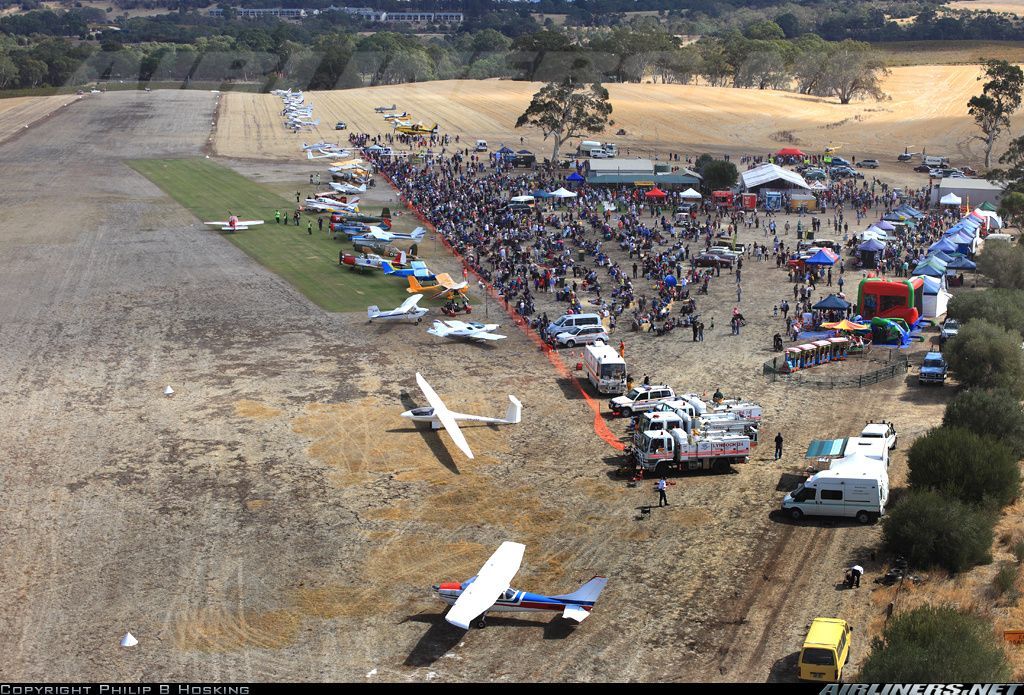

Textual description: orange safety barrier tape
[379,170,625,452]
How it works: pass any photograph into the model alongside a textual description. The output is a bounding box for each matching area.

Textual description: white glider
[401,372,521,460]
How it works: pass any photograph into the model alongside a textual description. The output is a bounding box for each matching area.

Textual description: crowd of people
[340,130,975,352]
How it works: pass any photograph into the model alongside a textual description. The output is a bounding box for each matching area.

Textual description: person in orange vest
[618,340,625,358]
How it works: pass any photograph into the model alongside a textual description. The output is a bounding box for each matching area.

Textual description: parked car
[960,166,977,176]
[913,164,932,173]
[335,121,347,130]
[940,318,961,343]
[829,156,851,167]
[830,166,862,179]
[804,169,828,181]
[860,421,898,451]
[859,159,879,168]
[919,351,948,385]
[798,618,853,682]
[610,385,676,417]
[553,325,609,348]
[590,149,611,159]
[695,252,735,268]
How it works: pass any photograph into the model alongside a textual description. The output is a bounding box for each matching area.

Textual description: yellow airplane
[824,142,844,154]
[395,123,439,136]
[408,273,468,297]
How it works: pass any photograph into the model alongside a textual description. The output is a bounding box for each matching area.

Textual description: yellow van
[798,618,852,682]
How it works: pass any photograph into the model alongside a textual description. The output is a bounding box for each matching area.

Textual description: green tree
[821,40,888,104]
[998,190,1024,230]
[977,238,1024,289]
[947,287,1024,336]
[0,54,18,89]
[882,489,995,573]
[945,319,1024,394]
[743,19,785,41]
[907,427,1020,508]
[943,388,1024,457]
[515,79,612,161]
[859,605,1011,681]
[700,159,738,192]
[968,59,1024,169]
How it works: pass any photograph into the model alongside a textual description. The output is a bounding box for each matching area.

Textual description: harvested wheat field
[948,0,1024,14]
[0,93,83,144]
[215,66,1024,166]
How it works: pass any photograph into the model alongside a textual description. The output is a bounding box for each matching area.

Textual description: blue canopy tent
[929,237,958,254]
[876,220,896,231]
[566,172,585,182]
[947,230,978,255]
[894,205,925,218]
[946,255,977,271]
[805,249,837,266]
[913,257,948,277]
[531,189,553,199]
[930,250,954,263]
[496,146,514,154]
[857,237,886,269]
[812,294,851,310]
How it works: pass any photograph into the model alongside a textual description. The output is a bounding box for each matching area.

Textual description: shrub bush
[1014,539,1024,564]
[859,605,1011,682]
[907,427,1020,508]
[977,238,1024,290]
[993,561,1018,598]
[947,289,1024,339]
[942,387,1024,457]
[882,489,995,573]
[945,319,1024,395]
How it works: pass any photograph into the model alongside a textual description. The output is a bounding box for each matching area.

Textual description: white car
[860,422,897,450]
[940,318,960,343]
[590,150,610,159]
[610,385,676,417]
[554,325,609,348]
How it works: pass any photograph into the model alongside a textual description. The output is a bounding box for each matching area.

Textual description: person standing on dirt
[307,221,313,235]
[318,217,324,232]
[657,477,669,507]
[774,432,784,460]
[848,564,863,588]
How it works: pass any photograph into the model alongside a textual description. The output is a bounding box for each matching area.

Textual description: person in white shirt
[657,478,669,507]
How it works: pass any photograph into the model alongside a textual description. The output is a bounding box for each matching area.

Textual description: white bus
[584,342,626,395]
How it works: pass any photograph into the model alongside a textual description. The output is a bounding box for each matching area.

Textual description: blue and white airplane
[380,259,434,280]
[433,542,607,629]
[351,226,426,248]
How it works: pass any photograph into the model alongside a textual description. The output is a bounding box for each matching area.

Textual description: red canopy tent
[645,187,667,198]
[775,147,806,157]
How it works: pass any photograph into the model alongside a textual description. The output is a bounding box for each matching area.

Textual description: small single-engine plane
[433,541,607,629]
[427,319,505,343]
[367,294,427,323]
[204,214,265,232]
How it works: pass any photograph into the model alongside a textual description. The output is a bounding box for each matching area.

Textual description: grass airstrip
[129,157,415,312]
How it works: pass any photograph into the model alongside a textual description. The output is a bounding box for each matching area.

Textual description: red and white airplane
[204,214,265,232]
[433,542,607,629]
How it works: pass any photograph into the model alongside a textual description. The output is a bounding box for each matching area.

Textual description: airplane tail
[367,306,380,319]
[381,207,391,220]
[553,576,608,605]
[380,261,396,275]
[407,276,425,293]
[504,396,522,424]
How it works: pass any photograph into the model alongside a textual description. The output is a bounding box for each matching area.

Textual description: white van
[578,140,603,156]
[844,436,889,468]
[475,139,488,152]
[782,453,888,524]
[544,313,601,339]
[923,155,949,167]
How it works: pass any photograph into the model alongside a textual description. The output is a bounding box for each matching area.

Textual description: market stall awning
[858,238,886,252]
[813,294,851,310]
[566,172,585,182]
[645,187,668,198]
[821,319,868,331]
[680,187,702,200]
[805,249,838,266]
[776,147,806,157]
[806,438,849,458]
[549,187,577,198]
[940,192,962,205]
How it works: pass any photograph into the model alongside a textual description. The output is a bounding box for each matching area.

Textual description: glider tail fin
[505,396,522,424]
[553,576,607,605]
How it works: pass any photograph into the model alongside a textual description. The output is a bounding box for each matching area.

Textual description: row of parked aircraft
[275,89,320,130]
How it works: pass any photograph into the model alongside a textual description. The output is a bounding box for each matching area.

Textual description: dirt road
[0,90,951,681]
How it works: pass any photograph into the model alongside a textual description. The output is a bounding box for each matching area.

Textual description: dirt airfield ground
[0,88,972,682]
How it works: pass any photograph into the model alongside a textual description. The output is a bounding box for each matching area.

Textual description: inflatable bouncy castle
[857,278,924,328]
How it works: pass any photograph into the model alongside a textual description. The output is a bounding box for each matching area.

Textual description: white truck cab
[475,139,488,152]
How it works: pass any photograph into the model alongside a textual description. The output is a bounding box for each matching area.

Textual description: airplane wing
[415,372,474,459]
[398,294,423,313]
[445,542,526,630]
[204,221,228,226]
[237,220,264,226]
[470,331,506,341]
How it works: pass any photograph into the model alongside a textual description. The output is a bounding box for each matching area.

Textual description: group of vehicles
[782,422,896,525]
[577,140,618,158]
